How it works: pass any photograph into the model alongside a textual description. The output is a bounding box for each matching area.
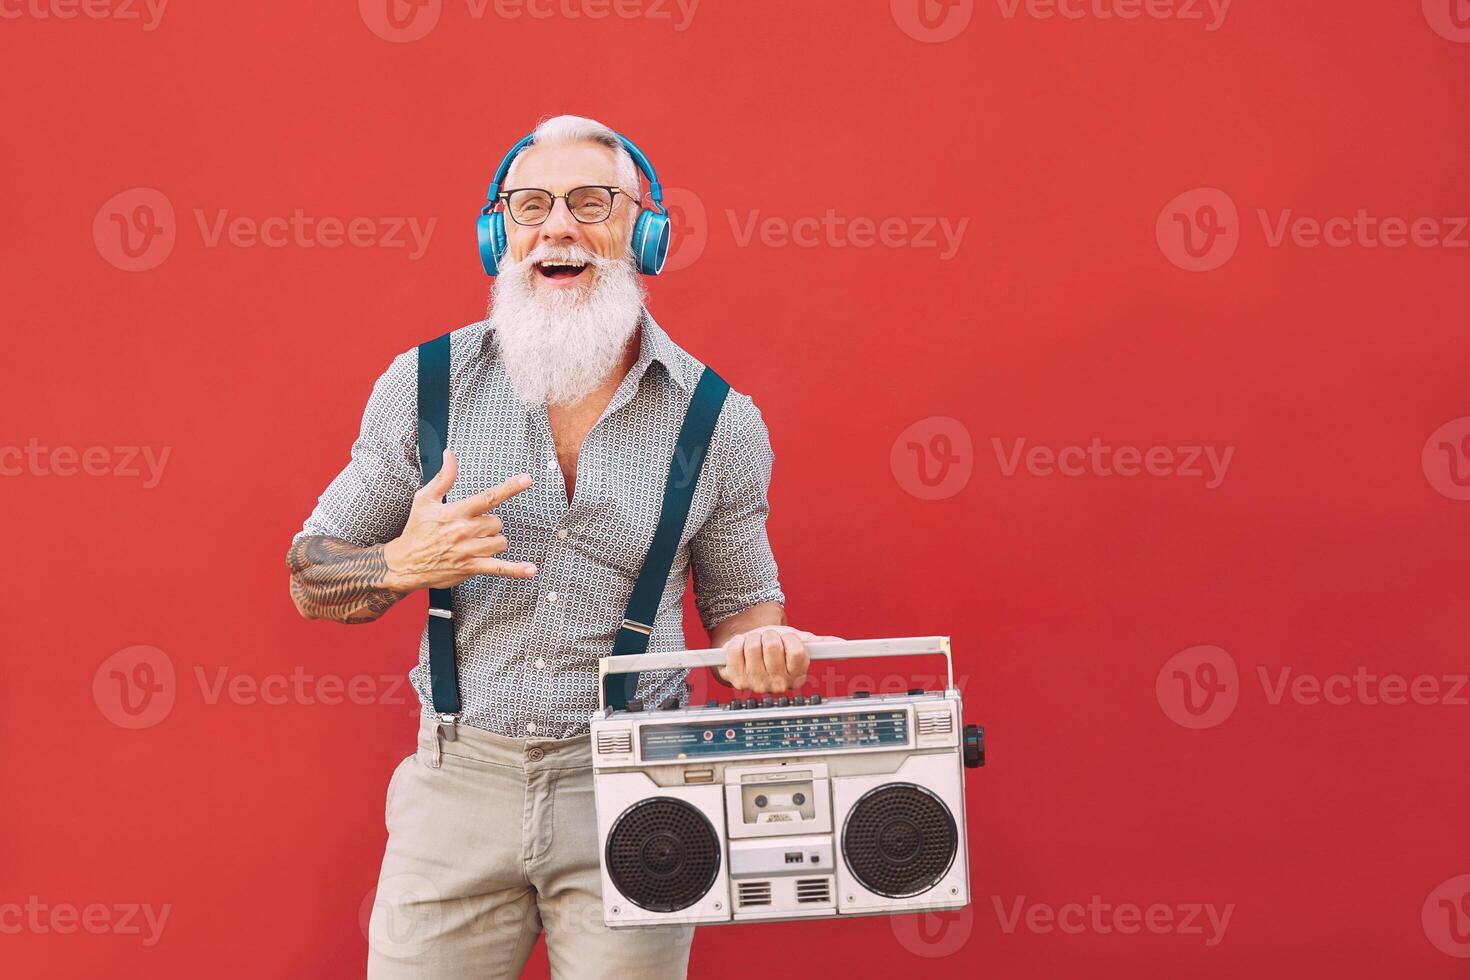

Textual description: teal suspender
[416,333,460,722]
[604,365,730,708]
[414,332,730,725]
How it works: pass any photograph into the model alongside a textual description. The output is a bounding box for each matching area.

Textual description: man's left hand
[718,626,841,694]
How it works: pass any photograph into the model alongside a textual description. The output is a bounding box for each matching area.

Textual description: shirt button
[545,458,557,472]
[534,657,546,669]
[556,528,569,540]
[525,722,537,735]
[547,591,559,603]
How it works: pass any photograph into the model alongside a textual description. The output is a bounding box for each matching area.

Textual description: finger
[782,631,810,687]
[742,633,769,693]
[722,636,746,689]
[447,473,532,518]
[417,448,459,502]
[459,513,505,538]
[759,629,787,693]
[464,535,509,557]
[469,557,538,579]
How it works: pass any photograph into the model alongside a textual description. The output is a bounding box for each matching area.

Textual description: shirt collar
[632,308,694,393]
[478,306,694,394]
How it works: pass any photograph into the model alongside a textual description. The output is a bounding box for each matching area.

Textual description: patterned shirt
[294,309,785,738]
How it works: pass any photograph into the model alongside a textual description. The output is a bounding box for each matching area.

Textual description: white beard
[487,242,647,407]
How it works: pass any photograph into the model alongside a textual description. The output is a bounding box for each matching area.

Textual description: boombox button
[808,694,822,705]
[705,699,719,709]
[908,688,925,696]
[852,690,870,699]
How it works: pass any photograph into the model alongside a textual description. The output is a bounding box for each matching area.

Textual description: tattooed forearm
[286,535,406,624]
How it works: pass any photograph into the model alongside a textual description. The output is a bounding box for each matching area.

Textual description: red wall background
[3,1,1469,977]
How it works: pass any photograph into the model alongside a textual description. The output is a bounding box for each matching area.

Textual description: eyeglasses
[497,185,629,226]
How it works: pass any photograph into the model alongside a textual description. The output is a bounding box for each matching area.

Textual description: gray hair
[506,114,640,197]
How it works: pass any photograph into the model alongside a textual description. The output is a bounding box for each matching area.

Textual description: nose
[539,196,581,245]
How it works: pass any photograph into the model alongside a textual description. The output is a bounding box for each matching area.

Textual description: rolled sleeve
[691,392,786,628]
[294,350,420,547]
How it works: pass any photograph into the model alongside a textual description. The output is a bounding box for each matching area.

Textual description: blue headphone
[476,131,671,277]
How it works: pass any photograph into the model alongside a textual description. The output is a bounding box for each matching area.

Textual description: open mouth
[535,261,588,282]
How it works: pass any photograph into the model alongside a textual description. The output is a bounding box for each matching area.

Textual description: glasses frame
[496,185,630,226]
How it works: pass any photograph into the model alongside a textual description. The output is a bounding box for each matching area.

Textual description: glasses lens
[568,186,613,223]
[508,189,553,225]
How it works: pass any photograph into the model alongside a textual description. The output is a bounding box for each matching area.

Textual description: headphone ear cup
[478,209,508,276]
[633,208,672,276]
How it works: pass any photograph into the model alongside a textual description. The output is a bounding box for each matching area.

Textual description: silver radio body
[591,637,983,928]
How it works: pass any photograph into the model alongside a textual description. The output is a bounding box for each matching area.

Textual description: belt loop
[429,723,443,769]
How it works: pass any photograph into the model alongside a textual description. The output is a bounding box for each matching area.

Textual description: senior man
[286,114,825,979]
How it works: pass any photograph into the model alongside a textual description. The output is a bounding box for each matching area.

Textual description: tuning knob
[963,724,986,769]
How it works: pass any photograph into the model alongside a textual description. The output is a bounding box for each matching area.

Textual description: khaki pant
[367,717,694,979]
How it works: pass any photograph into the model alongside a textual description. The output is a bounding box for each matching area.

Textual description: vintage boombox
[592,637,985,927]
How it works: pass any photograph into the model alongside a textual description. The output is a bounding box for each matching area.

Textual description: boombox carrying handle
[595,636,954,714]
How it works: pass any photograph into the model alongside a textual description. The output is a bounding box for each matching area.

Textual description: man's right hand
[382,449,539,592]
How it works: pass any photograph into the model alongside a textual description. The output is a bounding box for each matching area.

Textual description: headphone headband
[486,131,663,211]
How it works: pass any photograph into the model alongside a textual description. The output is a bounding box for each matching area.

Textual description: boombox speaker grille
[605,797,721,913]
[843,783,958,899]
